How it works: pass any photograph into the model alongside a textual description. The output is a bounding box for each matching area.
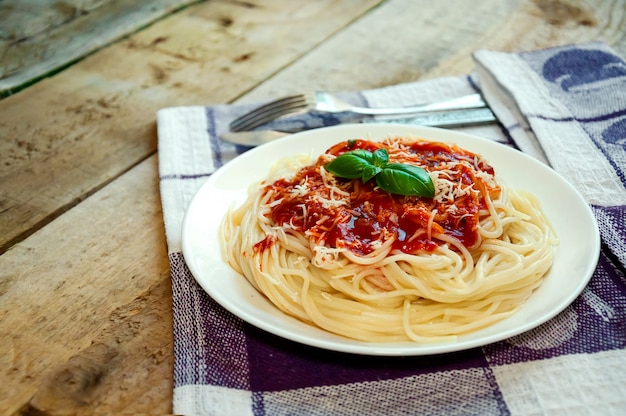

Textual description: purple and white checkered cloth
[157,42,626,415]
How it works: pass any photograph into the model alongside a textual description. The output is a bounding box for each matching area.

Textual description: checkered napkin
[157,42,626,415]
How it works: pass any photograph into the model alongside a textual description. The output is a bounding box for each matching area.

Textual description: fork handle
[348,93,487,115]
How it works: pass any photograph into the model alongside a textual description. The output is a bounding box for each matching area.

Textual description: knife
[219,107,497,147]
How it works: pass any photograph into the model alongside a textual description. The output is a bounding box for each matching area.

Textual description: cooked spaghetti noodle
[220,136,556,342]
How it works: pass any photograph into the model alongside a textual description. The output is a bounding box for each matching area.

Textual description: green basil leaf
[375,163,435,197]
[325,150,374,179]
[371,148,389,168]
[325,147,435,198]
[361,164,381,183]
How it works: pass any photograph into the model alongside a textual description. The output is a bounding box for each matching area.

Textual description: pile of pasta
[220,136,556,342]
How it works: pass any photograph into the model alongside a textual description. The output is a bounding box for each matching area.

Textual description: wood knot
[532,0,596,26]
[27,343,119,413]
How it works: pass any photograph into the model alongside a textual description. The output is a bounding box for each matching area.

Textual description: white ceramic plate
[181,124,600,356]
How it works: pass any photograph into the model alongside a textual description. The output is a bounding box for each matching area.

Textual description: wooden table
[1,0,624,413]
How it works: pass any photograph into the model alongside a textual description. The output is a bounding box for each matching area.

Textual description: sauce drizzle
[262,137,500,256]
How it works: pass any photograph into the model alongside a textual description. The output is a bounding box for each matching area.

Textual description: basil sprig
[325,148,435,197]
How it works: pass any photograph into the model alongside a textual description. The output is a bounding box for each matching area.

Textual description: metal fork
[229,91,487,132]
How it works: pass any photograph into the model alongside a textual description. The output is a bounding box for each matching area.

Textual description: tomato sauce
[261,138,500,256]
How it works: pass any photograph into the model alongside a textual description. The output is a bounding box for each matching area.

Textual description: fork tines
[230,94,310,132]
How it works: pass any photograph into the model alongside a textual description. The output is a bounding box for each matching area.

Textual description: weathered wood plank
[0,0,201,95]
[0,156,173,414]
[421,0,626,79]
[0,0,383,255]
[240,0,626,101]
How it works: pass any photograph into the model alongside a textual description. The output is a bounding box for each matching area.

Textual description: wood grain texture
[240,0,626,102]
[0,0,382,254]
[0,0,200,95]
[0,156,172,414]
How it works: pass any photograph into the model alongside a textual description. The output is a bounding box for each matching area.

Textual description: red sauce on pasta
[262,138,500,256]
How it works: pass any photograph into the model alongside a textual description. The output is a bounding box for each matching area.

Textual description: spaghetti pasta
[220,136,556,342]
